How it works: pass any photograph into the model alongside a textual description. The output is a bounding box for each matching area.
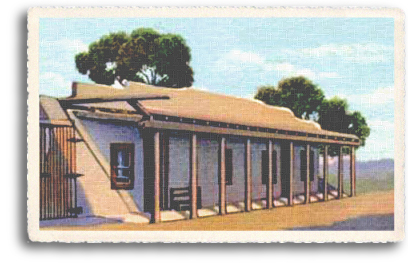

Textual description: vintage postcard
[27,7,404,242]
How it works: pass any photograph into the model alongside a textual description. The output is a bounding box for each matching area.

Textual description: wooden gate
[39,122,82,220]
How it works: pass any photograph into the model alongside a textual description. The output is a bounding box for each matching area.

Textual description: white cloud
[361,119,394,160]
[293,43,393,63]
[318,72,340,79]
[55,39,88,53]
[294,68,316,79]
[369,119,394,128]
[39,72,72,97]
[264,62,295,72]
[227,50,264,65]
[216,50,338,81]
[348,86,394,106]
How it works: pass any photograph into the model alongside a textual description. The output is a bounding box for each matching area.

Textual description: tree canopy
[254,76,370,155]
[255,76,325,120]
[75,28,194,88]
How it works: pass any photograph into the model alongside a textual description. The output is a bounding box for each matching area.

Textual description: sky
[39,17,395,161]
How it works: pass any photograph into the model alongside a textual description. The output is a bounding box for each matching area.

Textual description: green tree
[75,28,194,88]
[318,97,370,155]
[255,76,325,120]
[254,76,370,156]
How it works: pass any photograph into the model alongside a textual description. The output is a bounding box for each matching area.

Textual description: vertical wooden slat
[219,137,226,215]
[45,127,49,219]
[190,134,198,219]
[39,127,43,220]
[72,127,78,216]
[350,146,356,197]
[305,144,310,204]
[57,127,61,218]
[50,127,54,219]
[52,127,56,219]
[152,131,161,223]
[62,127,66,217]
[338,146,343,199]
[245,138,252,212]
[288,141,294,206]
[160,133,169,210]
[267,140,273,209]
[323,145,329,201]
[68,126,73,216]
[63,127,67,217]
[163,135,169,210]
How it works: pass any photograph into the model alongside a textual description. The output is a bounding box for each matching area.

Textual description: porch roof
[57,81,359,142]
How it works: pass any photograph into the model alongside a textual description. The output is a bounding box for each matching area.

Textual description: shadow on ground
[290,214,394,231]
[40,216,123,227]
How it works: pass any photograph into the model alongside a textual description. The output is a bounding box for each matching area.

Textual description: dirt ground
[42,191,394,231]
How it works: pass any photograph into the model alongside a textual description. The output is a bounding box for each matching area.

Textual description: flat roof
[57,81,358,142]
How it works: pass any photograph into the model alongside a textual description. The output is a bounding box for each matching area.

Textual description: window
[110,143,135,190]
[262,151,268,185]
[262,150,278,185]
[300,150,307,181]
[310,150,315,181]
[225,148,233,185]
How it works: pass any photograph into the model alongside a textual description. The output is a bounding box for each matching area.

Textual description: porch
[158,191,350,222]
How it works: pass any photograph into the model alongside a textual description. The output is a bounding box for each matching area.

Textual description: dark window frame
[262,150,278,185]
[110,143,135,190]
[225,148,233,186]
[300,149,307,181]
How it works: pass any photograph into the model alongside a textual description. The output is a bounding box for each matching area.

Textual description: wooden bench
[170,186,202,211]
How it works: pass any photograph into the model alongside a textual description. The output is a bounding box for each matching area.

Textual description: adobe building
[39,81,359,224]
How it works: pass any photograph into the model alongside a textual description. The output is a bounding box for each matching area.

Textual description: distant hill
[326,158,394,194]
[328,158,393,179]
[356,159,394,176]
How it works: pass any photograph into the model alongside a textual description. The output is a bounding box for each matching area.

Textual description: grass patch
[326,171,394,195]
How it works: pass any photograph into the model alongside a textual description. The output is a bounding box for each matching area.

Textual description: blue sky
[39,17,395,161]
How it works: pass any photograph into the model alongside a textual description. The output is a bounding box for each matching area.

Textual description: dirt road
[42,191,394,231]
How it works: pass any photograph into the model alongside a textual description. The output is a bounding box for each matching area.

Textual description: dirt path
[42,191,394,231]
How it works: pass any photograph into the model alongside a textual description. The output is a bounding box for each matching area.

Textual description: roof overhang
[58,95,170,106]
[140,115,360,146]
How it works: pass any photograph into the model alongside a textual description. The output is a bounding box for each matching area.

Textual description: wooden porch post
[337,146,343,199]
[152,131,161,223]
[245,138,252,212]
[190,133,198,219]
[305,144,310,204]
[267,140,274,209]
[350,146,356,197]
[288,141,294,206]
[219,137,226,215]
[323,145,329,201]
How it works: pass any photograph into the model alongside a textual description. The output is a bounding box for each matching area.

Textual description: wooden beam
[350,146,356,197]
[160,133,169,210]
[39,120,72,126]
[152,131,161,223]
[267,140,274,209]
[190,134,198,219]
[288,141,294,206]
[305,144,310,204]
[245,138,252,212]
[72,110,144,123]
[59,95,170,105]
[323,145,329,201]
[219,137,226,215]
[142,120,360,146]
[337,146,343,199]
